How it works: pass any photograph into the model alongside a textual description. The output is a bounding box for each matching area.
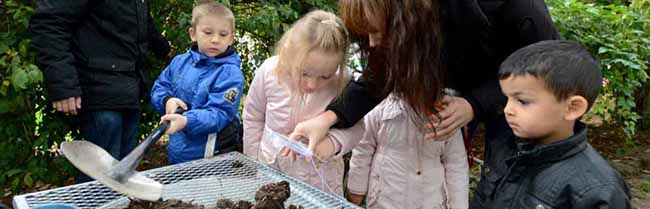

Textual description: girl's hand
[347,192,365,205]
[161,114,187,135]
[425,96,473,140]
[165,97,188,114]
[286,110,338,157]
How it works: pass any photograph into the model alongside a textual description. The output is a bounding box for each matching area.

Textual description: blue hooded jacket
[151,46,243,164]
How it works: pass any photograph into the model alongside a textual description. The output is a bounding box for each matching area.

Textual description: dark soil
[216,199,234,209]
[232,160,244,169]
[127,199,205,209]
[216,199,256,209]
[287,205,304,209]
[126,181,296,209]
[233,200,255,209]
[217,199,259,209]
[253,181,291,209]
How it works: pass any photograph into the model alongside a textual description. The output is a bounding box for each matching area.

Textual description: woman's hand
[161,114,188,135]
[425,96,473,140]
[283,110,338,159]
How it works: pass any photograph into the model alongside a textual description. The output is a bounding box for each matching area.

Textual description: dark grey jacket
[30,0,170,110]
[471,123,631,209]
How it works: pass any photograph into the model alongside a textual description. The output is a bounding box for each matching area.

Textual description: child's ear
[188,27,196,42]
[564,96,588,121]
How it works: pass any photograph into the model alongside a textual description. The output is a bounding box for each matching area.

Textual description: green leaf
[19,40,28,57]
[1,80,9,96]
[5,169,22,177]
[0,43,8,54]
[0,99,12,114]
[11,68,29,90]
[597,47,610,54]
[10,54,21,65]
[0,174,6,188]
[23,173,33,187]
[11,177,21,191]
[27,65,43,83]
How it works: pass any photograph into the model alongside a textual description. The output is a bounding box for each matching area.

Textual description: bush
[548,0,650,141]
[0,0,78,196]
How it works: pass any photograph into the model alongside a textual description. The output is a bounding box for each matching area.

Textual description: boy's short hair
[499,40,603,111]
[191,0,235,30]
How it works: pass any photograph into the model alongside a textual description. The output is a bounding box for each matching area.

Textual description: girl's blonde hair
[273,10,350,96]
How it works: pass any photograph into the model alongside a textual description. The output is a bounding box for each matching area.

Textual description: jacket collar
[189,44,239,67]
[513,122,588,165]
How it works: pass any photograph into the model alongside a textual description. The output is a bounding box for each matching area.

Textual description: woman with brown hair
[289,0,559,208]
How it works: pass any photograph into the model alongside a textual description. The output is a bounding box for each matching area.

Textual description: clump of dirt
[287,205,304,209]
[253,181,290,209]
[128,181,299,209]
[216,199,234,209]
[217,199,255,209]
[233,200,255,209]
[128,199,205,209]
[232,160,244,168]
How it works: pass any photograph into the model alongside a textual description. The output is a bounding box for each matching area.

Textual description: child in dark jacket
[151,0,243,164]
[473,40,631,209]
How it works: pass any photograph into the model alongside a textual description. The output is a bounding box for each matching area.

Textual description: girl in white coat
[346,94,469,209]
[242,10,363,195]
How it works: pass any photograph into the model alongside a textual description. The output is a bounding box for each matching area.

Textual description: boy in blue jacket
[151,0,243,164]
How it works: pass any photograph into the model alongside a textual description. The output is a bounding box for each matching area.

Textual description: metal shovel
[60,109,183,201]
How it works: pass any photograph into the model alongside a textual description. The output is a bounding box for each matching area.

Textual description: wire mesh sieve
[13,152,361,209]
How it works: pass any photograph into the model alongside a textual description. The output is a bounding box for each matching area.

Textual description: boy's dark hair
[499,40,602,111]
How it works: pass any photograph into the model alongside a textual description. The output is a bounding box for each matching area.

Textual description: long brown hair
[340,0,446,130]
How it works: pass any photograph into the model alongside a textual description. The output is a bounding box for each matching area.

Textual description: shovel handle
[110,107,186,181]
[146,106,186,147]
[158,106,187,133]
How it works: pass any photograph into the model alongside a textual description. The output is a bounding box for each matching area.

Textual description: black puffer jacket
[30,0,170,110]
[471,122,631,209]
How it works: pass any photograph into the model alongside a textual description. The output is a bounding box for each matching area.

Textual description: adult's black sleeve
[327,77,386,129]
[29,0,90,102]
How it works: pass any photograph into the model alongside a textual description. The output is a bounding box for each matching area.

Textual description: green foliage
[585,0,632,5]
[549,0,650,140]
[0,0,77,196]
[642,180,650,197]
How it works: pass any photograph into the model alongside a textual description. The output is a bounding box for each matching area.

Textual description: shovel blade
[60,141,163,201]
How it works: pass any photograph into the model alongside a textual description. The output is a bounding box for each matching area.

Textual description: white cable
[310,157,335,195]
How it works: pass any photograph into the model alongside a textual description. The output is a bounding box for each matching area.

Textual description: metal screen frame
[13,152,361,209]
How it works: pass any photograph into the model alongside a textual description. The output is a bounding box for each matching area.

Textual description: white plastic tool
[265,128,314,157]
